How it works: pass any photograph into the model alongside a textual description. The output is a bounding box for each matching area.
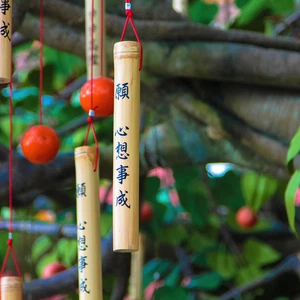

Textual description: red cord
[83,0,99,172]
[100,0,104,76]
[120,0,143,70]
[39,0,44,124]
[0,42,22,279]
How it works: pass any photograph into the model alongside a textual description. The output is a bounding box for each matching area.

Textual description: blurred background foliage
[1,0,300,299]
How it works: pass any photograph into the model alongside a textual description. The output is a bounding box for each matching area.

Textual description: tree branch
[25,0,300,53]
[219,254,300,300]
[18,13,300,90]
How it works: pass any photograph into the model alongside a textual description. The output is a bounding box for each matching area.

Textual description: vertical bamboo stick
[113,41,140,252]
[85,0,106,79]
[128,234,146,299]
[0,0,12,83]
[0,276,23,300]
[75,146,102,299]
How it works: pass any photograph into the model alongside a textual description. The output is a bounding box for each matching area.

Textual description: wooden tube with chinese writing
[75,146,102,299]
[113,41,140,252]
[0,276,23,300]
[128,234,145,299]
[85,0,106,79]
[0,0,12,83]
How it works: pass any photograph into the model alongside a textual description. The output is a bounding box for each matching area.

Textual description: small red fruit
[79,77,114,117]
[42,262,67,279]
[236,206,257,229]
[140,201,153,223]
[21,125,60,164]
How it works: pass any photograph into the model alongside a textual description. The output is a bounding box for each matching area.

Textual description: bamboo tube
[0,276,23,300]
[128,234,146,300]
[113,41,141,252]
[0,0,12,83]
[75,146,102,299]
[85,0,106,79]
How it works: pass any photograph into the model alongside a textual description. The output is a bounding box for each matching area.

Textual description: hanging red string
[120,0,143,70]
[39,0,44,124]
[83,0,99,172]
[100,0,104,76]
[0,35,22,282]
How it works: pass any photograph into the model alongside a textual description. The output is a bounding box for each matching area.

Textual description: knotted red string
[120,0,143,70]
[83,0,99,172]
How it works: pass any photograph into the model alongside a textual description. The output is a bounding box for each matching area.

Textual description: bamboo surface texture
[113,41,141,252]
[0,0,12,83]
[75,146,102,299]
[0,276,23,300]
[85,0,106,79]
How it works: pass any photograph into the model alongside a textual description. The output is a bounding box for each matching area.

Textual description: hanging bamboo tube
[113,41,141,252]
[0,0,12,83]
[75,146,102,299]
[0,276,23,300]
[85,0,106,78]
[128,234,146,299]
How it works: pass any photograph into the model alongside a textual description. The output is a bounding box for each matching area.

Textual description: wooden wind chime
[0,0,23,299]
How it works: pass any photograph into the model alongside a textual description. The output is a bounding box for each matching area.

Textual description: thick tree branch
[19,14,300,90]
[25,0,300,53]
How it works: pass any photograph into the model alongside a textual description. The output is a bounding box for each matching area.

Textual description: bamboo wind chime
[0,0,23,299]
[0,0,11,84]
[113,0,143,252]
[75,0,105,299]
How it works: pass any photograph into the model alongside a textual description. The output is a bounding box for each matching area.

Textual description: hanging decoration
[0,1,23,299]
[113,0,143,252]
[128,234,146,299]
[79,0,114,119]
[0,0,12,84]
[75,0,110,298]
[21,0,60,165]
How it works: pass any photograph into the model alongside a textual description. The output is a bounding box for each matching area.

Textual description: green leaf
[178,182,209,227]
[285,170,300,235]
[56,238,77,267]
[36,251,59,278]
[143,259,173,288]
[234,264,263,286]
[184,272,223,291]
[164,265,182,287]
[269,0,294,14]
[243,238,281,267]
[206,250,237,279]
[31,235,53,262]
[187,231,216,252]
[144,176,161,203]
[241,172,278,212]
[100,212,112,237]
[157,225,188,246]
[209,171,244,210]
[188,0,218,25]
[173,165,202,190]
[236,0,267,26]
[286,127,300,174]
[153,286,187,300]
